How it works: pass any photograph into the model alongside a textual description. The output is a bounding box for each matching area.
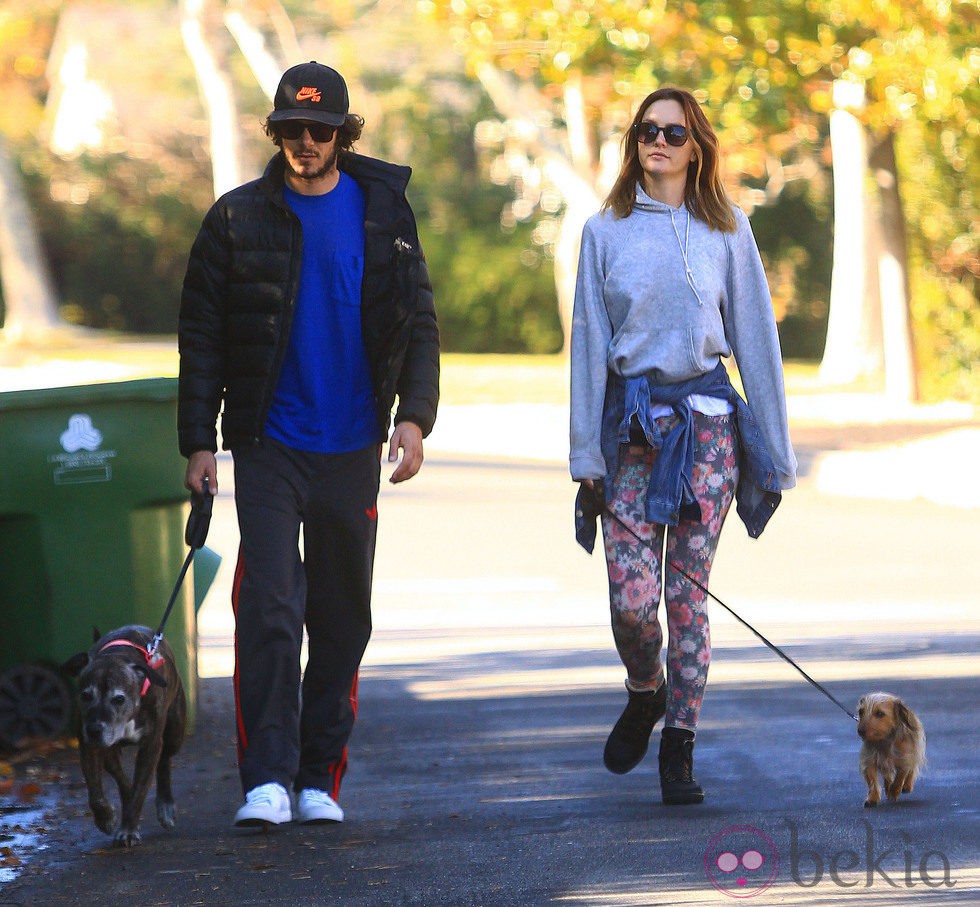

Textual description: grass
[440,357,828,404]
[437,355,830,405]
[0,335,575,404]
[0,331,883,406]
[439,353,569,405]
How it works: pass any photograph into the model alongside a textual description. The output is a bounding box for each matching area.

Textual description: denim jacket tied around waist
[575,361,781,553]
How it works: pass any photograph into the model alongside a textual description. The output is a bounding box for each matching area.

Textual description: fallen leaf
[17,782,42,803]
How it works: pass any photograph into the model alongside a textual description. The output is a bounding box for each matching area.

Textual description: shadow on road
[8,626,978,905]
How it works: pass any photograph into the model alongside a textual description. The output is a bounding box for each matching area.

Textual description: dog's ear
[894,699,915,731]
[91,626,102,642]
[62,652,90,677]
[133,662,169,689]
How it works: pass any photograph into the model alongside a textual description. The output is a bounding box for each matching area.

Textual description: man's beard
[286,146,339,182]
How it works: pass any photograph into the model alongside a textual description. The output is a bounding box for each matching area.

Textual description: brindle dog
[64,625,186,847]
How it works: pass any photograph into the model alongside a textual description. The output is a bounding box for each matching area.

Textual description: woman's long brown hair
[602,88,736,232]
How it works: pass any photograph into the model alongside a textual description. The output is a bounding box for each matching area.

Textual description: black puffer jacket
[177,152,439,457]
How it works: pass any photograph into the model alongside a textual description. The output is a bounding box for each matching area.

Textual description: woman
[570,87,797,805]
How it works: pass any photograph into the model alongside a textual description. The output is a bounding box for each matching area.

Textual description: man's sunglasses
[633,122,689,147]
[276,121,337,143]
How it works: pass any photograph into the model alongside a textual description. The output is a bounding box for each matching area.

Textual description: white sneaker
[297,788,344,824]
[233,782,292,827]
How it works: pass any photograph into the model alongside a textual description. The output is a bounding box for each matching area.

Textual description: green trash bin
[0,377,203,741]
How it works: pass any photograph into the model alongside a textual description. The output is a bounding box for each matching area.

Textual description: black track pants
[231,437,380,798]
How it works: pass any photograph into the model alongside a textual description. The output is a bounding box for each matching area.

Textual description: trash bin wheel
[0,664,74,742]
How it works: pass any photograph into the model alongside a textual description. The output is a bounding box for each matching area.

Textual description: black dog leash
[598,498,859,722]
[147,477,214,658]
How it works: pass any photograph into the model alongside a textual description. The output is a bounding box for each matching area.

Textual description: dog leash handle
[185,476,213,550]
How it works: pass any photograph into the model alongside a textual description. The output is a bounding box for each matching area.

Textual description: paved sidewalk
[5,624,978,905]
[1,389,977,905]
[424,396,980,508]
[4,437,979,906]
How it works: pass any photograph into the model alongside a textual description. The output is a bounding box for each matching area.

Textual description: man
[177,61,439,827]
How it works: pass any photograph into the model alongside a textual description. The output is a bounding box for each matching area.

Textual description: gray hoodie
[569,185,798,489]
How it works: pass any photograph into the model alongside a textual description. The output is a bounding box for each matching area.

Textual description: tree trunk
[262,0,302,64]
[224,5,284,101]
[819,80,884,387]
[869,129,918,402]
[475,63,602,351]
[181,0,243,199]
[546,167,597,351]
[0,138,64,340]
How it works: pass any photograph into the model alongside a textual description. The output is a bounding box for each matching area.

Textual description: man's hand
[185,450,218,495]
[387,421,424,484]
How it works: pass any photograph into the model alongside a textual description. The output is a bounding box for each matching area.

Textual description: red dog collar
[98,639,165,697]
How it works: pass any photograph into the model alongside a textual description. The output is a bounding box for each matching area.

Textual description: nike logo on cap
[296,86,322,103]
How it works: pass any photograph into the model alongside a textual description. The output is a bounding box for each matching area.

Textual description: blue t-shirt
[265,175,379,453]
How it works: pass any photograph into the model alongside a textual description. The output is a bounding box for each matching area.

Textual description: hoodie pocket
[655,328,702,379]
[612,327,701,382]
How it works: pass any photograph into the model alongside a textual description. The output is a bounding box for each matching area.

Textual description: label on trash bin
[47,414,117,485]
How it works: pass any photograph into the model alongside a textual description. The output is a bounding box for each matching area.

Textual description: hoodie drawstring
[670,208,704,307]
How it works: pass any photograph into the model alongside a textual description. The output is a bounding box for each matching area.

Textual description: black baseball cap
[268,61,349,127]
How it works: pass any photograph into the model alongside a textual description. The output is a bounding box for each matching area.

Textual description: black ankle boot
[603,680,666,774]
[659,727,704,804]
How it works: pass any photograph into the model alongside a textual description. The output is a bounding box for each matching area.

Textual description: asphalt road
[4,438,979,905]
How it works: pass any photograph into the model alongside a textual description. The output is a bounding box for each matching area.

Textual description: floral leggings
[601,413,737,731]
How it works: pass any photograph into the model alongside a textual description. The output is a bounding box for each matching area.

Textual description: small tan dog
[857,691,925,808]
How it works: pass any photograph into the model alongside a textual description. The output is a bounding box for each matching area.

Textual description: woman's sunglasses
[633,122,689,147]
[276,121,337,143]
